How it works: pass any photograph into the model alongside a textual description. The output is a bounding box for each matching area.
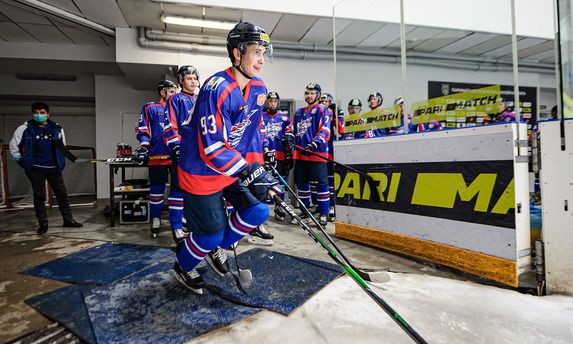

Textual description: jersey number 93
[201,114,217,135]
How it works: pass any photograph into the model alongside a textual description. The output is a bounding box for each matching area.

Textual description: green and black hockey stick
[292,144,381,203]
[269,164,390,284]
[269,190,428,344]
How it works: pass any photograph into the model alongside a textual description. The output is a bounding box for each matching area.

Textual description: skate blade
[173,273,203,295]
[247,237,274,246]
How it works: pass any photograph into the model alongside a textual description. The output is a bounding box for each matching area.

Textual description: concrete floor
[1,202,573,343]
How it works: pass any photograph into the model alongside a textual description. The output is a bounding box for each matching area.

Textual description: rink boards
[333,123,531,287]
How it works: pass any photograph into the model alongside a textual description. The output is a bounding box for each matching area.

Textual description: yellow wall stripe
[336,222,517,287]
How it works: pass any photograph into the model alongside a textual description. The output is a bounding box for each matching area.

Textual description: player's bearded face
[305,91,318,104]
[240,44,267,78]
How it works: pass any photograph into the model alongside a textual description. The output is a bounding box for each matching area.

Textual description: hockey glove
[284,152,294,171]
[238,162,283,204]
[263,150,276,171]
[135,145,149,165]
[171,145,180,163]
[302,141,318,157]
[282,132,294,149]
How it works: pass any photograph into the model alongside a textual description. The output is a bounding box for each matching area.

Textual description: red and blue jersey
[262,111,291,161]
[327,108,345,159]
[163,91,197,149]
[178,68,268,195]
[287,103,331,162]
[136,102,171,166]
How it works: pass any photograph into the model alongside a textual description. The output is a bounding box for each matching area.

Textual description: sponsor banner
[429,81,538,125]
[343,105,401,133]
[563,92,573,118]
[411,85,500,124]
[334,160,515,229]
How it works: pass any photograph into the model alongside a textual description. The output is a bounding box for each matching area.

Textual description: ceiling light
[161,15,235,30]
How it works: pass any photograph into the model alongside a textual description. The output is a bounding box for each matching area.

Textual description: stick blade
[239,269,253,282]
[358,270,391,283]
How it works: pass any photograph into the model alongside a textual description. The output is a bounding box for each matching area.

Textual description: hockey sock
[219,202,269,249]
[168,191,184,229]
[310,184,318,206]
[317,184,330,214]
[296,184,311,210]
[177,231,224,272]
[149,184,166,218]
[329,177,335,207]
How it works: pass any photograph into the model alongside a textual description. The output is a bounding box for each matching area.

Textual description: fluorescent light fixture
[161,15,235,30]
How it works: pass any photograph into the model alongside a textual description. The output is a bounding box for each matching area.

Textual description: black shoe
[274,207,285,221]
[37,223,48,234]
[249,225,274,240]
[204,246,230,276]
[63,219,83,228]
[173,261,204,295]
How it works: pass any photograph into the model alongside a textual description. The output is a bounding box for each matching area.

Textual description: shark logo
[265,122,283,141]
[296,117,312,138]
[229,109,258,148]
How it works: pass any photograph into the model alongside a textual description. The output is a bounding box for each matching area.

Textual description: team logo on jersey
[296,117,312,138]
[282,116,288,121]
[229,109,257,148]
[311,108,317,114]
[257,94,266,106]
[265,121,283,141]
[204,77,224,91]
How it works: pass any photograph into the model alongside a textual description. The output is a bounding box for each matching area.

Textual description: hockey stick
[231,242,252,283]
[269,190,428,344]
[292,144,380,203]
[55,140,168,163]
[269,165,390,284]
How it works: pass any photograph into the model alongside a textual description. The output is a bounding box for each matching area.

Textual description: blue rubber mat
[25,284,97,344]
[83,259,263,344]
[204,247,344,315]
[20,242,175,285]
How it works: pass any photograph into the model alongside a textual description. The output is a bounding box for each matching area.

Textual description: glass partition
[557,0,573,118]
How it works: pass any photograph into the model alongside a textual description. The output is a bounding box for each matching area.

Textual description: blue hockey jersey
[287,103,331,162]
[163,91,197,149]
[262,111,290,160]
[178,68,268,195]
[136,102,171,166]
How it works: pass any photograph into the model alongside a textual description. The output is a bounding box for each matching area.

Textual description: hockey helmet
[320,92,334,103]
[227,22,271,63]
[157,79,176,95]
[267,91,280,100]
[348,99,362,107]
[394,97,404,106]
[368,92,383,103]
[177,65,199,83]
[305,83,322,97]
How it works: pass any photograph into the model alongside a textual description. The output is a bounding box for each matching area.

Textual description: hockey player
[161,65,200,243]
[261,91,291,223]
[319,92,344,222]
[283,83,331,226]
[367,92,390,137]
[135,80,179,240]
[173,22,283,294]
[344,98,364,139]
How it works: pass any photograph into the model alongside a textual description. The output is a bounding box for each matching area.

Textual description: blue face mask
[33,115,47,123]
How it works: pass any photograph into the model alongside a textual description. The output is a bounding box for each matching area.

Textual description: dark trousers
[25,169,73,224]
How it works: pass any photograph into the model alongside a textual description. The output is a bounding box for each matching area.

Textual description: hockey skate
[248,224,274,246]
[274,207,286,221]
[328,206,336,222]
[205,246,230,276]
[291,211,312,224]
[319,214,328,226]
[172,228,186,244]
[151,217,161,238]
[173,261,204,295]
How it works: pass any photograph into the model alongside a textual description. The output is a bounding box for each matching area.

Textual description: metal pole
[510,0,521,139]
[400,0,408,133]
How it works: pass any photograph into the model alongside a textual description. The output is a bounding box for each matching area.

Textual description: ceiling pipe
[4,0,115,36]
[138,27,555,74]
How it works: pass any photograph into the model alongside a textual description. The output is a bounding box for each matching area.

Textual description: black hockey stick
[231,242,252,283]
[292,144,380,203]
[269,165,390,284]
[55,140,168,163]
[269,190,428,344]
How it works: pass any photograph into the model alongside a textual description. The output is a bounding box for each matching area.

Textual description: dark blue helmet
[176,65,199,83]
[157,79,176,95]
[320,92,333,103]
[348,98,362,107]
[368,92,383,103]
[227,22,271,63]
[267,91,280,100]
[305,83,321,97]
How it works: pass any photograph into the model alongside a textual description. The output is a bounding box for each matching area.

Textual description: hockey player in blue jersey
[283,83,331,226]
[135,80,178,239]
[344,98,365,139]
[319,92,344,222]
[367,92,390,137]
[262,91,292,222]
[161,65,200,243]
[173,22,283,294]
